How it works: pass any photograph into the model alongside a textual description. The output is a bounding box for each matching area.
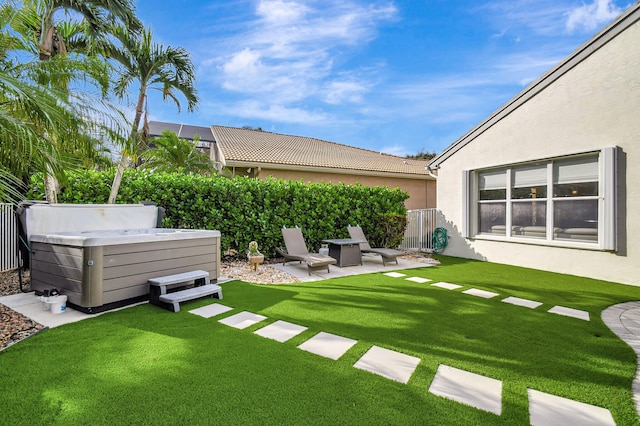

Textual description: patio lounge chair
[276,227,337,275]
[347,225,404,266]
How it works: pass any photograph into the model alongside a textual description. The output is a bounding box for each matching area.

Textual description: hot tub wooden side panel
[30,243,84,305]
[99,238,219,305]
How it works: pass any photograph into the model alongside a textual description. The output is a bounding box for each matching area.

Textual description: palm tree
[140,130,217,175]
[0,59,120,202]
[107,25,199,203]
[9,0,141,203]
[0,1,131,202]
[29,0,141,61]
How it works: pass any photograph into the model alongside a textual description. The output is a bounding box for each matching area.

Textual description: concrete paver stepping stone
[297,332,357,360]
[501,296,543,309]
[528,389,615,426]
[462,288,500,299]
[353,345,421,384]
[254,320,308,342]
[548,305,590,321]
[431,282,463,290]
[405,277,431,283]
[218,311,267,329]
[384,272,407,278]
[189,303,233,318]
[429,364,503,415]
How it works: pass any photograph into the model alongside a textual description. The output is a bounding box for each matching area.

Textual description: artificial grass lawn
[2,255,640,425]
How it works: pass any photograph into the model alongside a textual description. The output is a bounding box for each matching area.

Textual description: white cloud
[478,1,570,36]
[211,1,396,107]
[565,0,623,33]
[222,100,328,123]
[379,144,409,157]
[324,80,369,104]
[256,0,309,25]
[221,49,265,90]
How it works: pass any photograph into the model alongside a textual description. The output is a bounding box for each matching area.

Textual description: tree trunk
[108,155,130,204]
[44,160,58,203]
[108,88,146,204]
[44,173,58,204]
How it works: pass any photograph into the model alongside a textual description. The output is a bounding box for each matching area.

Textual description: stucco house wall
[430,6,640,285]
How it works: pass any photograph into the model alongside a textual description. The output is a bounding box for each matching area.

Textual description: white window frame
[464,147,617,251]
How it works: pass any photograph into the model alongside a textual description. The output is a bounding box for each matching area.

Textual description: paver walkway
[429,364,503,415]
[254,320,307,342]
[602,302,640,418]
[427,281,591,321]
[298,331,357,360]
[354,345,421,384]
[189,291,633,424]
[218,311,266,329]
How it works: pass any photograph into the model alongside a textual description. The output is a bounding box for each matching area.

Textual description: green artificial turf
[2,255,640,425]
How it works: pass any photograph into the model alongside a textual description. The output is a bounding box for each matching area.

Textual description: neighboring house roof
[210,125,432,178]
[146,121,433,179]
[146,121,214,149]
[428,3,640,170]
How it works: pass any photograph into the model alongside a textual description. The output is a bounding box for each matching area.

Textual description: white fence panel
[1,203,17,272]
[400,208,438,252]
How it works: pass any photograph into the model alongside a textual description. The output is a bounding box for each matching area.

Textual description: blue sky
[132,0,632,157]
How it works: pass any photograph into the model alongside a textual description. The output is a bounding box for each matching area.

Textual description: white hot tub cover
[22,203,162,240]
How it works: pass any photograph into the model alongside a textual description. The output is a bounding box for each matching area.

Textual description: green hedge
[29,170,409,257]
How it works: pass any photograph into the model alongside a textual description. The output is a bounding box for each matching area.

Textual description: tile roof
[211,125,432,177]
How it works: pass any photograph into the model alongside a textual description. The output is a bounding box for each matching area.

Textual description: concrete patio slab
[501,296,543,309]
[353,345,421,384]
[271,258,432,282]
[462,288,500,299]
[218,311,267,329]
[254,320,308,342]
[429,364,503,415]
[528,389,615,426]
[0,291,145,328]
[431,282,463,290]
[548,305,590,321]
[297,331,357,360]
[189,303,233,318]
[384,272,407,278]
[405,277,431,283]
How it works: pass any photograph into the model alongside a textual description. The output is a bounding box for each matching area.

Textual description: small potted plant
[247,241,264,271]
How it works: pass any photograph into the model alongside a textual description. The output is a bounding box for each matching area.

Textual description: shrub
[28,170,409,256]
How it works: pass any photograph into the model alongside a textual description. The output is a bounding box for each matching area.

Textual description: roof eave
[225,160,435,180]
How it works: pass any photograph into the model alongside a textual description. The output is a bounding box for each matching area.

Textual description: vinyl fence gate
[400,208,438,253]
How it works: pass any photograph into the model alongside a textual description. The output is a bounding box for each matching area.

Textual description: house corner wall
[435,15,640,286]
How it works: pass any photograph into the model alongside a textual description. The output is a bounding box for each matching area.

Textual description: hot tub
[19,204,221,313]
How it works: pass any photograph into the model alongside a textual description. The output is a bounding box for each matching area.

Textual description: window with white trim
[466,147,617,250]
